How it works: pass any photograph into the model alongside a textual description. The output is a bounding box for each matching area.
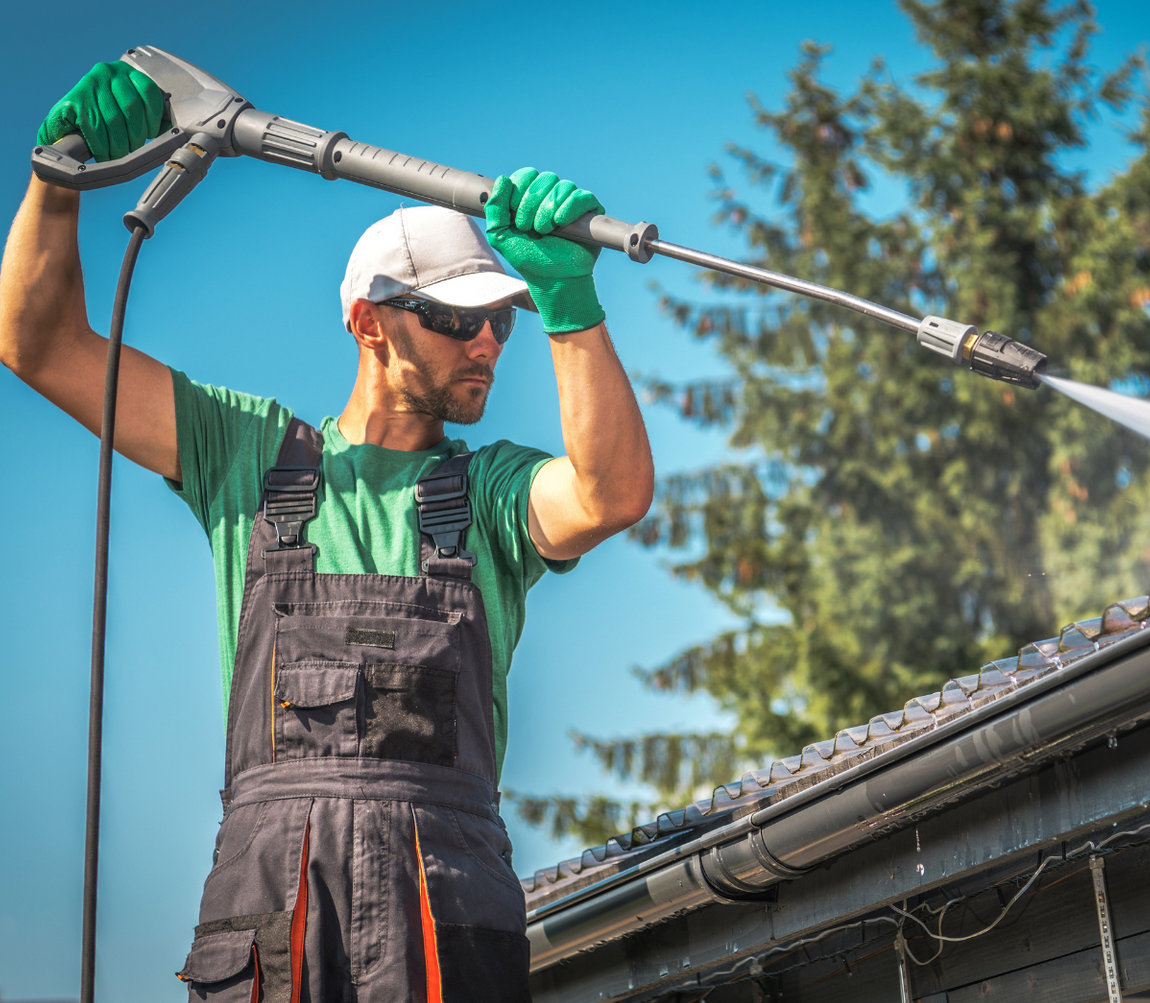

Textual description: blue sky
[1,1,1147,1000]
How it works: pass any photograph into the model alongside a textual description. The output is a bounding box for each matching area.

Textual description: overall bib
[177,419,531,1003]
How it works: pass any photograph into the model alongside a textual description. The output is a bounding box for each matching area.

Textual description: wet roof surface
[521,595,1150,910]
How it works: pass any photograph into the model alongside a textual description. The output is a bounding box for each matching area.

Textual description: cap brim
[417,271,538,312]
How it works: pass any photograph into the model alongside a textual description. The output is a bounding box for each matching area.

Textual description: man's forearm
[0,175,180,478]
[0,177,90,378]
[528,322,654,558]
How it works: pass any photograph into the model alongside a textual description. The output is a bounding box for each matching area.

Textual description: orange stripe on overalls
[250,944,261,1003]
[412,812,442,1003]
[289,819,309,1003]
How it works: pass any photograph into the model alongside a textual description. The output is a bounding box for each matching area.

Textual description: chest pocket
[273,610,461,766]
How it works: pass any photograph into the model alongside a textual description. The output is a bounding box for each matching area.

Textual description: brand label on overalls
[345,627,396,649]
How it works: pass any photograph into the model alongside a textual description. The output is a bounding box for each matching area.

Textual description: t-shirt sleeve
[472,439,578,589]
[165,368,290,534]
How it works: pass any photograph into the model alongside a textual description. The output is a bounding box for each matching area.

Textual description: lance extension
[33,45,1047,390]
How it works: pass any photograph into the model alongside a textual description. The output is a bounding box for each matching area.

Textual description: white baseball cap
[340,205,535,330]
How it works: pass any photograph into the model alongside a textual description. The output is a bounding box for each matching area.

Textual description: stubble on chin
[388,322,494,426]
[399,366,493,426]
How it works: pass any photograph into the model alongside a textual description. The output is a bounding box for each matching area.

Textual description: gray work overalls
[176,419,531,1003]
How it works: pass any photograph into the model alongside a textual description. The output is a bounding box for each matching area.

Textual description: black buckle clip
[415,473,476,570]
[262,466,320,554]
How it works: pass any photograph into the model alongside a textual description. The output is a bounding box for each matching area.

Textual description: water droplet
[916,863,925,876]
[1109,736,1118,749]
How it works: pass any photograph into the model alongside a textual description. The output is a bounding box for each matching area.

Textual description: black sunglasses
[382,297,516,345]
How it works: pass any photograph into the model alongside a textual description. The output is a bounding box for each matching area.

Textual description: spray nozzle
[916,315,1047,390]
[966,330,1047,389]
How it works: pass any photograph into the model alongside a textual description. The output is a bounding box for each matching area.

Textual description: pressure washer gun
[31,45,1047,390]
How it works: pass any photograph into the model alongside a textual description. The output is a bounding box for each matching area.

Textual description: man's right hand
[37,61,165,163]
[2,60,179,480]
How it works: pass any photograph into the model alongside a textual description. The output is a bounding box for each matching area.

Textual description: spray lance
[35,46,1048,387]
[30,44,1048,1002]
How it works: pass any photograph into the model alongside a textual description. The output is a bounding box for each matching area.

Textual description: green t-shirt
[166,368,576,782]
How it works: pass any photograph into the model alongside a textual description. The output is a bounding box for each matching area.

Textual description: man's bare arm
[527,322,654,560]
[0,176,180,480]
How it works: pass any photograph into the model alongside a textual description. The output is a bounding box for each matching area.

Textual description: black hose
[81,222,147,1003]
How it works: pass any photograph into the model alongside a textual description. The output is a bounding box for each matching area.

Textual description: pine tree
[509,0,1149,844]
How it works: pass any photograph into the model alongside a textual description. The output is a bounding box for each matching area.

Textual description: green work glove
[485,167,607,334]
[37,61,165,164]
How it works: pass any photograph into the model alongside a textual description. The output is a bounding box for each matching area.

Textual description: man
[1,62,654,1001]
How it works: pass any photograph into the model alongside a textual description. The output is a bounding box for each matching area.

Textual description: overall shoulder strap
[274,416,324,469]
[226,417,323,797]
[251,417,324,575]
[415,451,476,580]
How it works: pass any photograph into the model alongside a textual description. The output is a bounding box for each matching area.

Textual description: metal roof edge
[527,620,1150,924]
[526,618,1150,970]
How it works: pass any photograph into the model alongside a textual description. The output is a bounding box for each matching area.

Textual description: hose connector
[916,315,1047,390]
[916,315,975,363]
[123,132,220,237]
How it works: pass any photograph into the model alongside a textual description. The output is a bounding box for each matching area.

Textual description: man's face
[377,302,505,426]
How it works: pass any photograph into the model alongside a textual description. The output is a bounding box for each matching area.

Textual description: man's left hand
[485,167,607,334]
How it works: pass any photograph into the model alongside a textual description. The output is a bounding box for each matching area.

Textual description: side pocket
[449,808,523,897]
[179,912,293,1003]
[211,803,270,873]
[413,807,527,932]
[177,929,256,1002]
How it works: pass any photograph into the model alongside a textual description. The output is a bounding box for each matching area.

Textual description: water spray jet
[1041,374,1150,440]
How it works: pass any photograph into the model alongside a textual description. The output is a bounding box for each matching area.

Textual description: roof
[520,594,1150,914]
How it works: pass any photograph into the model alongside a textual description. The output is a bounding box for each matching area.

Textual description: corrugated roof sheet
[521,595,1150,909]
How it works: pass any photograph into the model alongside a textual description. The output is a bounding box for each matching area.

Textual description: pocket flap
[276,661,360,708]
[178,928,255,983]
[275,611,459,672]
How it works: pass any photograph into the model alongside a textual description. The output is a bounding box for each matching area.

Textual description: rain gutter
[527,624,1150,971]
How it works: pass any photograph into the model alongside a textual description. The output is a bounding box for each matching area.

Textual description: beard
[398,361,494,425]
